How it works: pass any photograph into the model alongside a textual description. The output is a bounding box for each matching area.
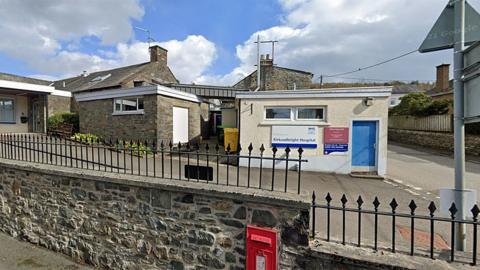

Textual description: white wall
[238,95,389,176]
[0,94,28,133]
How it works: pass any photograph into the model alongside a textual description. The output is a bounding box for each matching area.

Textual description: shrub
[389,93,451,117]
[47,112,79,132]
[115,140,152,156]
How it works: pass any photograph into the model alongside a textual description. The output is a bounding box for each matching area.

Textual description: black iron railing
[0,133,307,194]
[311,191,480,265]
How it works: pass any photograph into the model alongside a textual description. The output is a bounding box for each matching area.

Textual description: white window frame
[295,107,326,121]
[0,97,16,123]
[112,96,144,115]
[264,107,293,121]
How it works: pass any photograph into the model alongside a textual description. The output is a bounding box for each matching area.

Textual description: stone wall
[0,160,309,270]
[79,94,158,143]
[388,128,480,156]
[156,95,204,144]
[48,95,72,116]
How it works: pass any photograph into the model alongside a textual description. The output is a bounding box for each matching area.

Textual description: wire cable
[324,49,419,77]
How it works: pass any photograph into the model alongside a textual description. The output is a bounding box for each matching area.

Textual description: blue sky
[0,0,473,85]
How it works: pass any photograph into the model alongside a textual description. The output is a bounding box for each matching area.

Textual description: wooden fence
[388,114,453,133]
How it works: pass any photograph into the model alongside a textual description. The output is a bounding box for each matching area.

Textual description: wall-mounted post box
[246,225,277,270]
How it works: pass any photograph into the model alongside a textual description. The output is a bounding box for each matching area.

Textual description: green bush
[47,112,79,131]
[389,93,451,117]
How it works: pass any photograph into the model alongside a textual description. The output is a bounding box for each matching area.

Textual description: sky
[0,0,477,86]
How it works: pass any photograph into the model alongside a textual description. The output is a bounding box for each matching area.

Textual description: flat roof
[235,87,392,99]
[0,79,72,97]
[74,85,202,103]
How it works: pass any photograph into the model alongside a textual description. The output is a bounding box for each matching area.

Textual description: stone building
[75,85,208,145]
[233,54,313,91]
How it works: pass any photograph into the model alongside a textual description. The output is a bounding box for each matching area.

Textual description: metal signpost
[420,0,480,251]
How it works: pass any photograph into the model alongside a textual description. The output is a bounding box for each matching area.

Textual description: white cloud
[200,0,477,86]
[0,0,217,83]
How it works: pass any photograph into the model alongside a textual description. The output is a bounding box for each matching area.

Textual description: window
[0,98,15,123]
[265,107,291,120]
[296,107,325,120]
[113,97,144,114]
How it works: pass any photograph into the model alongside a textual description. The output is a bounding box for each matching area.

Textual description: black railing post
[311,191,316,238]
[152,141,157,177]
[297,147,304,194]
[390,199,398,253]
[428,202,437,259]
[160,141,165,178]
[449,203,458,262]
[357,196,364,247]
[341,194,347,245]
[145,140,149,177]
[205,144,209,182]
[186,143,191,181]
[196,143,200,182]
[259,144,265,189]
[236,144,241,187]
[271,146,277,191]
[326,193,332,242]
[247,143,253,188]
[169,141,173,179]
[178,142,182,180]
[215,144,220,184]
[137,140,141,176]
[373,197,380,251]
[116,139,120,173]
[284,147,290,191]
[472,205,479,266]
[409,200,417,256]
[226,144,231,185]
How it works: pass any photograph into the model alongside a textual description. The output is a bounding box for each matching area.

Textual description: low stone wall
[389,128,480,156]
[0,159,309,270]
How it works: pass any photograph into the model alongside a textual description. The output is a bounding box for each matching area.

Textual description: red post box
[246,225,277,270]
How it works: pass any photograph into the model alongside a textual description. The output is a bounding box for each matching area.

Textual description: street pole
[453,0,466,251]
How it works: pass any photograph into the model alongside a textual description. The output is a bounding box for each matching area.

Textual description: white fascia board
[0,79,54,93]
[51,89,72,97]
[74,85,201,103]
[235,87,392,100]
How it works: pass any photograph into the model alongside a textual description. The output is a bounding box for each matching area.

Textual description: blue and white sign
[324,144,348,155]
[271,126,317,148]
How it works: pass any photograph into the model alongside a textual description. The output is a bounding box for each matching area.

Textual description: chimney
[260,53,273,67]
[436,64,450,91]
[150,45,168,66]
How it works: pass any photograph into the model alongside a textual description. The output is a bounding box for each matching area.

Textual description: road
[387,143,480,200]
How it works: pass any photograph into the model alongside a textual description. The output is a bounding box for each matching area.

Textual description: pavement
[0,233,91,270]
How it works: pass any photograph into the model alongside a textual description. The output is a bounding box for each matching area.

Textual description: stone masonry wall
[156,95,203,145]
[79,94,158,143]
[48,95,72,116]
[233,67,312,91]
[0,160,309,270]
[389,128,480,156]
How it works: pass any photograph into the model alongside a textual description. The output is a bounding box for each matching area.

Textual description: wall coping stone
[289,239,473,270]
[0,158,310,210]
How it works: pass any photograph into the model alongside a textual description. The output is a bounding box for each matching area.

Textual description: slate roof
[0,72,52,86]
[53,62,177,93]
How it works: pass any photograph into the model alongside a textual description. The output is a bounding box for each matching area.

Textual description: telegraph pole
[254,37,279,91]
[453,0,466,251]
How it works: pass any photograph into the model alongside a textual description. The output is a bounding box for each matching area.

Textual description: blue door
[352,121,377,167]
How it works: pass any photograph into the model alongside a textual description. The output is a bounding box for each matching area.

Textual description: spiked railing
[0,133,307,194]
[311,191,480,265]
